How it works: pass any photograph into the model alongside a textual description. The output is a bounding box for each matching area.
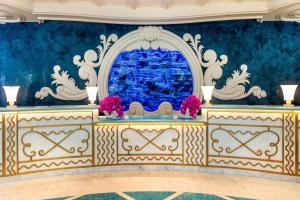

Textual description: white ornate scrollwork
[121,127,180,154]
[211,128,280,159]
[35,34,118,100]
[21,128,90,159]
[127,101,174,115]
[0,10,24,24]
[36,26,266,105]
[128,102,144,115]
[183,33,266,100]
[35,65,86,100]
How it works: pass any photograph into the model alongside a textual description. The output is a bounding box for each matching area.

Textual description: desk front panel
[0,107,299,179]
[94,122,207,166]
[207,110,297,175]
[1,110,96,176]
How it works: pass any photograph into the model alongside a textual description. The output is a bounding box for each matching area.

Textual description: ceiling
[1,0,300,24]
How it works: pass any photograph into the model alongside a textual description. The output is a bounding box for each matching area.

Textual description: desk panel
[1,109,96,176]
[207,110,297,175]
[94,122,207,166]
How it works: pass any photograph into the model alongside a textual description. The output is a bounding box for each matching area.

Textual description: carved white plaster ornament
[35,34,118,100]
[183,33,266,100]
[0,10,24,24]
[128,101,174,115]
[279,8,300,22]
[36,26,266,110]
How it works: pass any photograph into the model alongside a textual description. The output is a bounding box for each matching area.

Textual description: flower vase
[179,108,193,120]
[104,111,120,120]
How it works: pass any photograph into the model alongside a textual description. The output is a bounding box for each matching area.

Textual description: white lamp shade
[3,86,20,102]
[280,85,298,100]
[201,86,214,101]
[86,87,98,102]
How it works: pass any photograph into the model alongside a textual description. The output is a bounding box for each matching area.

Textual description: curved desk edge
[0,105,298,182]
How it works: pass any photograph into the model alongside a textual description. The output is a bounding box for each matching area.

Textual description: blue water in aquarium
[108,48,193,111]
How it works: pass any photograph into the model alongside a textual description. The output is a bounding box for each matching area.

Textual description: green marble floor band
[48,192,255,200]
[124,191,175,200]
[228,196,256,200]
[74,192,125,200]
[173,192,225,200]
[46,197,72,200]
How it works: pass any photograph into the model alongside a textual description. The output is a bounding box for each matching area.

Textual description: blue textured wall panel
[109,48,193,111]
[0,20,299,107]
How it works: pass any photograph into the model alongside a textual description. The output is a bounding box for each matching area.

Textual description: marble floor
[0,171,299,200]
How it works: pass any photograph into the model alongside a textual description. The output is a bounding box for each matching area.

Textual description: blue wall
[109,48,193,111]
[0,20,300,107]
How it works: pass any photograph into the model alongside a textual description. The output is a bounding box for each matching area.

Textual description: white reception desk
[0,105,299,180]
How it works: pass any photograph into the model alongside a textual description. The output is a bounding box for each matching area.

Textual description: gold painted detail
[1,111,97,176]
[118,156,182,162]
[18,155,92,164]
[206,110,292,174]
[94,124,188,165]
[185,125,205,165]
[297,114,300,176]
[208,158,282,170]
[208,115,282,122]
[21,127,90,160]
[283,114,296,175]
[18,159,92,170]
[210,127,280,159]
[120,127,180,154]
[18,115,92,123]
[6,114,17,175]
[95,126,117,165]
[2,114,6,176]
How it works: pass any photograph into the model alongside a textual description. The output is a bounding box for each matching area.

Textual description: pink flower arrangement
[180,95,202,119]
[98,96,124,118]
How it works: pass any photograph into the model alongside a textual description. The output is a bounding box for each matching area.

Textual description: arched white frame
[97,26,203,99]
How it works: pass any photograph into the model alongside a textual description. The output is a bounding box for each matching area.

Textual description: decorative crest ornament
[35,26,266,108]
[35,34,118,100]
[183,33,266,100]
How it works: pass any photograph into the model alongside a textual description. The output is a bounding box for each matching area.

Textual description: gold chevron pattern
[6,114,17,175]
[185,125,205,165]
[118,156,182,162]
[18,115,92,123]
[208,159,282,170]
[284,114,296,174]
[19,159,92,170]
[208,115,282,122]
[95,125,117,165]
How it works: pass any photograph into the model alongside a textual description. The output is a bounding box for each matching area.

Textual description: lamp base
[283,100,294,107]
[283,104,294,107]
[205,100,212,105]
[6,105,17,109]
[7,101,16,108]
[88,100,96,106]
